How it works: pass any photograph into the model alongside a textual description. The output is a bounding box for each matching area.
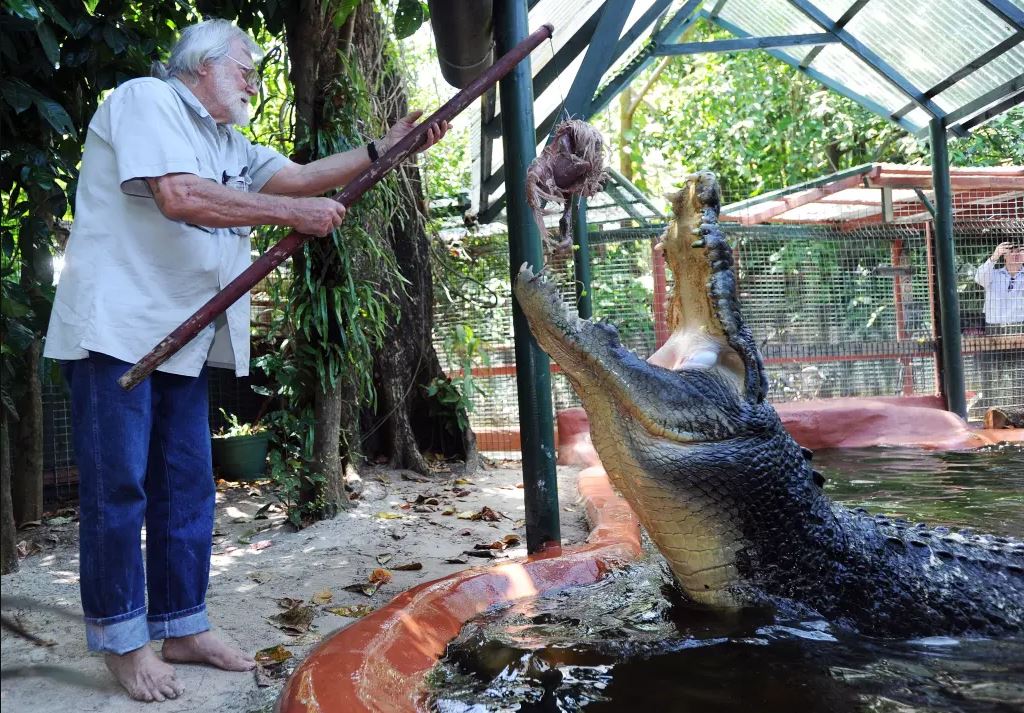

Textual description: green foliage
[598,18,1022,202]
[393,0,427,40]
[425,323,489,432]
[1,0,197,419]
[263,409,327,528]
[213,408,267,437]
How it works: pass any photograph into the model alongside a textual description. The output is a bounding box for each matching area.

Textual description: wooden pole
[119,23,555,390]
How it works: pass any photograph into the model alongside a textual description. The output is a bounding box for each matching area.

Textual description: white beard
[212,65,252,126]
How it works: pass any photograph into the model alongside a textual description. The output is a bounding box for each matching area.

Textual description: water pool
[430,444,1024,713]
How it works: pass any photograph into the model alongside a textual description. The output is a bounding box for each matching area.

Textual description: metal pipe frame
[495,0,561,554]
[928,118,967,419]
[799,0,870,69]
[786,0,952,127]
[707,11,925,135]
[891,31,1023,121]
[654,33,837,55]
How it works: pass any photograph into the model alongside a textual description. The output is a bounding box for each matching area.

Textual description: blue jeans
[63,352,215,654]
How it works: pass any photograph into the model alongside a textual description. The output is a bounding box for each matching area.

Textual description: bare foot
[161,630,255,671]
[105,645,183,702]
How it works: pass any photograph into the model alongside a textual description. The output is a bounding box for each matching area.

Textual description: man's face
[201,41,257,125]
[1007,246,1024,274]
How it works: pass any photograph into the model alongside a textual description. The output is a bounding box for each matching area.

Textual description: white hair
[151,19,262,80]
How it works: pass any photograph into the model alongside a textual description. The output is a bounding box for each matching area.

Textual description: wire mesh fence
[38,169,1023,485]
[434,172,1023,454]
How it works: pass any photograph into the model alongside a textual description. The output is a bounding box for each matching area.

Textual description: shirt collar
[166,77,217,126]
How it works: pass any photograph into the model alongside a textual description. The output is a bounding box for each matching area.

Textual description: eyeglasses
[222,54,261,90]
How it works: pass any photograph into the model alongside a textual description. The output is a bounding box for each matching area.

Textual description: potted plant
[211,409,270,482]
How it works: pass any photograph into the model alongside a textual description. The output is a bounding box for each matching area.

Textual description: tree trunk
[309,381,345,518]
[1,408,19,574]
[279,1,477,518]
[11,338,43,526]
[349,4,478,473]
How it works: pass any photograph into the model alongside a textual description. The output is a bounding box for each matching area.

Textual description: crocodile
[513,171,1024,638]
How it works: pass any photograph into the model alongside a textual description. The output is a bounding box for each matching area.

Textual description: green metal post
[573,197,593,319]
[929,118,967,419]
[495,0,560,552]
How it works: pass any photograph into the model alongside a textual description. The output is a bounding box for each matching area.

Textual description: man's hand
[991,242,1014,261]
[291,197,346,236]
[379,110,450,155]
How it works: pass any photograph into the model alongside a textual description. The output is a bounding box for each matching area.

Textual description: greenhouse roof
[470,0,1024,223]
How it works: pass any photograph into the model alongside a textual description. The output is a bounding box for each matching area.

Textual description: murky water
[430,444,1024,712]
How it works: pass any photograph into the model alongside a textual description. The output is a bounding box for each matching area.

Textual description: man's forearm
[149,174,303,228]
[260,146,373,197]
[974,258,995,288]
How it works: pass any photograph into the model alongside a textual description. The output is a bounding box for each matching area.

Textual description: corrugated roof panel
[713,0,821,36]
[933,44,1024,115]
[806,44,917,119]
[464,0,1022,222]
[844,0,1015,99]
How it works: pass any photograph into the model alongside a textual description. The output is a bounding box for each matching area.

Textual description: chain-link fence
[434,172,1023,453]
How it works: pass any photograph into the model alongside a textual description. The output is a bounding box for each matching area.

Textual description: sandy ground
[1,461,590,712]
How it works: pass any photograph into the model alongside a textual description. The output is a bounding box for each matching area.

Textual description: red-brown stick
[118,23,554,390]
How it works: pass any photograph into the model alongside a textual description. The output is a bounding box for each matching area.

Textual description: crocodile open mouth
[513,171,767,445]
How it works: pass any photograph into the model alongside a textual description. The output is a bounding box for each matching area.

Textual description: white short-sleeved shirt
[43,77,289,377]
[974,259,1024,325]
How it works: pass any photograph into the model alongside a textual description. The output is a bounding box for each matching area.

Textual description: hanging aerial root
[525,119,607,253]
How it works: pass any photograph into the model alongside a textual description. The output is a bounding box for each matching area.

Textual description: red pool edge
[277,398,1023,713]
[275,466,641,713]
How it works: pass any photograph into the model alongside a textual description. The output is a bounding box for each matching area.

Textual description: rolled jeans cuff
[148,604,210,641]
[85,606,149,655]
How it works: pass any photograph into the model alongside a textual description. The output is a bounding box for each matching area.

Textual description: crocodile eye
[811,470,825,488]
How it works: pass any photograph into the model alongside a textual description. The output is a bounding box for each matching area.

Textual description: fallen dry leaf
[369,569,393,585]
[311,590,333,605]
[376,512,404,520]
[480,506,502,522]
[249,540,273,551]
[453,478,474,486]
[327,604,374,618]
[441,506,456,516]
[275,597,303,609]
[376,553,393,565]
[503,534,521,546]
[269,603,316,635]
[248,571,272,584]
[445,556,469,564]
[463,549,496,559]
[456,510,480,521]
[255,644,293,665]
[254,663,273,687]
[392,562,423,571]
[343,582,380,597]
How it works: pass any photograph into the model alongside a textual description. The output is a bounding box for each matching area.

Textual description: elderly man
[43,18,446,702]
[973,241,1024,412]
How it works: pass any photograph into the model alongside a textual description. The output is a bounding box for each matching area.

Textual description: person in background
[42,18,447,702]
[972,241,1024,413]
